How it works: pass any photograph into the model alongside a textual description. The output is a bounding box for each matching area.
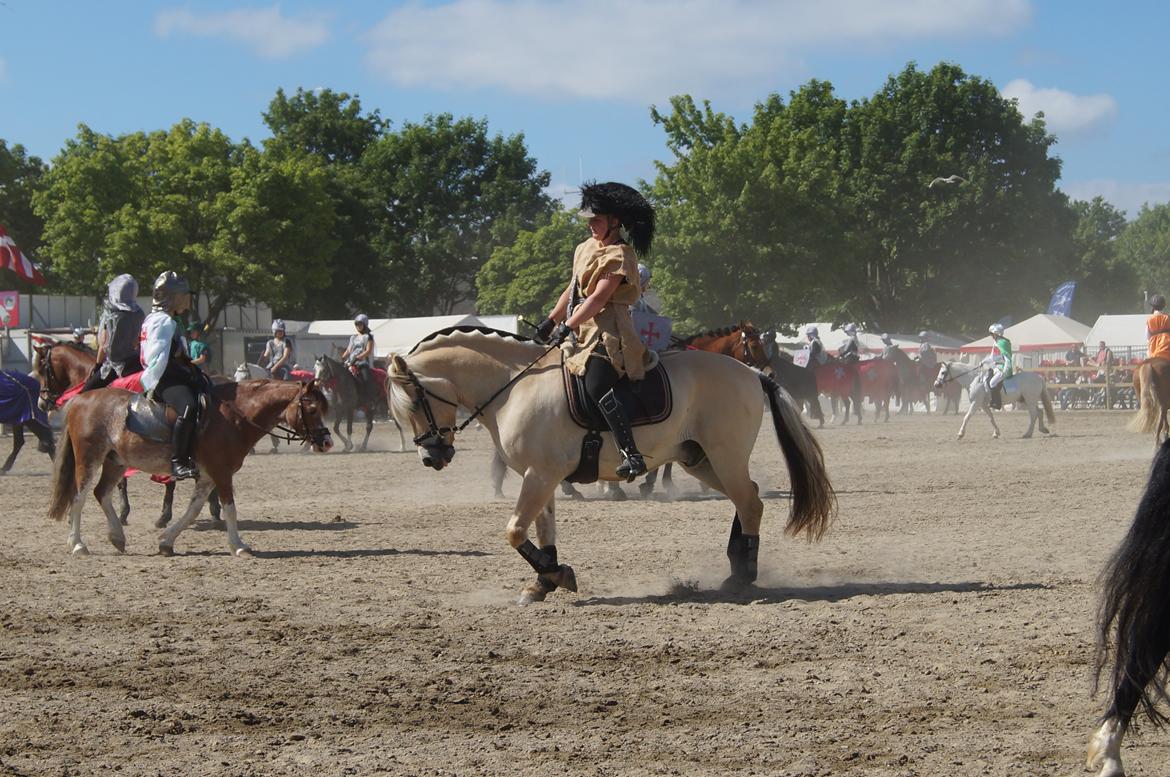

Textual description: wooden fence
[1029,363,1138,410]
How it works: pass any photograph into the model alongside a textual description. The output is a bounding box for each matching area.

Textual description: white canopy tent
[1084,314,1149,361]
[960,313,1091,366]
[371,314,482,357]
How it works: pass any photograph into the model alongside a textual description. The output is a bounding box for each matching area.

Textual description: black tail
[759,373,835,540]
[1095,438,1170,726]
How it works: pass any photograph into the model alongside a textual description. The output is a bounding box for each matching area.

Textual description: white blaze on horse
[933,361,1055,439]
[386,327,836,605]
[47,380,332,557]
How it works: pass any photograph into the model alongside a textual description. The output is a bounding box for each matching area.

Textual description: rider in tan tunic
[535,182,655,481]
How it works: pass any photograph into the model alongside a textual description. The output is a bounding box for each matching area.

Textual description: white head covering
[843,323,857,335]
[354,313,369,326]
[637,263,651,290]
[918,330,929,340]
[107,274,141,313]
[804,325,819,337]
[989,323,1004,336]
[272,319,286,333]
[881,333,892,345]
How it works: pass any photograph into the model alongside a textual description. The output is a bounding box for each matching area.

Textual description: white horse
[385,327,836,605]
[234,362,270,381]
[933,361,1055,439]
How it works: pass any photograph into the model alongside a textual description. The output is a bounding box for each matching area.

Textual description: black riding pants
[584,352,619,404]
[160,383,196,417]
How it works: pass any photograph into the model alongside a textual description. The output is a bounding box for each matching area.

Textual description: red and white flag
[0,225,47,285]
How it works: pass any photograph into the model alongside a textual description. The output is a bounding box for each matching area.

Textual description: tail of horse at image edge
[1088,438,1170,776]
[1128,362,1165,438]
[47,427,77,521]
[759,373,835,540]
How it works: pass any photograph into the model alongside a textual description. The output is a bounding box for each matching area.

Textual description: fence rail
[1029,363,1137,410]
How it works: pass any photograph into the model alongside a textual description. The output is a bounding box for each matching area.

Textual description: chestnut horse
[676,322,770,369]
[48,379,332,557]
[1128,358,1170,445]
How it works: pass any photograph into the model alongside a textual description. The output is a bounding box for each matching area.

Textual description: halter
[231,383,330,449]
[401,344,557,449]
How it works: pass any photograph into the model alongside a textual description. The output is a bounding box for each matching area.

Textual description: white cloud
[1001,79,1117,137]
[1061,180,1170,218]
[155,6,330,60]
[364,0,1031,102]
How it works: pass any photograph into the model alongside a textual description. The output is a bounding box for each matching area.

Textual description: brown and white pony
[387,327,835,604]
[47,380,332,557]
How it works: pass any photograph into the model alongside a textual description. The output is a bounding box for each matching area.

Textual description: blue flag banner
[1047,281,1077,317]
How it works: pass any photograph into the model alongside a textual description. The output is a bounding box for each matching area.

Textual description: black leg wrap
[727,529,760,583]
[517,539,560,575]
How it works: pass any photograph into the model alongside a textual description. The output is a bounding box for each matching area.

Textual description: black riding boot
[597,389,647,482]
[990,382,1003,410]
[170,407,199,480]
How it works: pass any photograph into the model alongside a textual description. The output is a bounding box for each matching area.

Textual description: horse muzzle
[418,442,456,470]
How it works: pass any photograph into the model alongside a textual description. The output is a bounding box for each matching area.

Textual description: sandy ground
[0,405,1165,776]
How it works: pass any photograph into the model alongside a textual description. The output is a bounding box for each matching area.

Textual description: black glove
[533,317,556,343]
[547,322,572,347]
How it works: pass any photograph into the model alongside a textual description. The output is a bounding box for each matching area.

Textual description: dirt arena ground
[1,405,1166,776]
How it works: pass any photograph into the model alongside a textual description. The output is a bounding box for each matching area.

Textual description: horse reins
[229,384,330,448]
[403,343,558,448]
[935,363,981,387]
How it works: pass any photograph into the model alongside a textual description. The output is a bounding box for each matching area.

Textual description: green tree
[0,140,49,289]
[1116,202,1170,301]
[476,209,581,320]
[363,114,552,315]
[1065,197,1137,318]
[35,120,335,325]
[263,88,388,318]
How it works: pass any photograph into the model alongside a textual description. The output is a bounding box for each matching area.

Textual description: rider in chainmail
[837,323,861,363]
[81,274,145,392]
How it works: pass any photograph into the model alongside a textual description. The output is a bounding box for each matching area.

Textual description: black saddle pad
[563,357,673,431]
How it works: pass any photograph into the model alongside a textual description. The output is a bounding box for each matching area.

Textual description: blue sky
[1,0,1167,215]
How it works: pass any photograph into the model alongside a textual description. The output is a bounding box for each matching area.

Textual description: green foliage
[1117,203,1170,298]
[0,140,48,290]
[363,113,552,315]
[476,209,581,320]
[1066,197,1138,317]
[34,120,335,324]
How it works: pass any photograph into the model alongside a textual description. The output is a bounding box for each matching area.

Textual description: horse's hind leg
[66,458,103,556]
[682,456,762,587]
[1,425,22,473]
[360,413,373,452]
[116,477,130,525]
[95,458,128,552]
[155,480,177,528]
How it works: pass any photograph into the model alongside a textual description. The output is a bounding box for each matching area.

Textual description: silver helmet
[151,271,191,314]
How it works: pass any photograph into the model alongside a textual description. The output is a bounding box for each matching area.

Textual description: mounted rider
[879,333,900,360]
[535,181,655,481]
[261,319,296,380]
[837,323,861,363]
[341,313,375,402]
[804,325,829,366]
[917,331,938,372]
[81,273,145,392]
[1146,294,1170,361]
[140,271,205,480]
[982,322,1013,410]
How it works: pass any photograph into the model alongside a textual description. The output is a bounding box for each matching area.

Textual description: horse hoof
[638,484,654,499]
[71,543,90,556]
[607,487,626,502]
[235,547,254,559]
[517,586,546,606]
[493,490,505,499]
[119,517,129,527]
[720,574,753,592]
[554,564,578,593]
[108,535,126,553]
[155,516,171,529]
[158,544,174,557]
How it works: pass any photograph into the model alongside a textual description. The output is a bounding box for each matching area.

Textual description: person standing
[81,274,145,392]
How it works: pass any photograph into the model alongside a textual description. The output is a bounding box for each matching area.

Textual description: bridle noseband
[270,386,331,448]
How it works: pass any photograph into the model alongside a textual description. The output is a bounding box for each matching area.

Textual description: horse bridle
[935,363,980,387]
[35,344,70,408]
[400,343,557,450]
[232,383,330,448]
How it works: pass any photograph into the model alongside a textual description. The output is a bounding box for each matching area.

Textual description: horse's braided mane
[407,326,534,355]
[676,323,751,347]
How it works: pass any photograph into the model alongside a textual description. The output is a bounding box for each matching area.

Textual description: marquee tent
[371,314,482,357]
[960,314,1091,356]
[1084,314,1148,349]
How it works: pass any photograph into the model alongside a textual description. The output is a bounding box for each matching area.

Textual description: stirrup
[616,453,647,482]
[171,459,199,481]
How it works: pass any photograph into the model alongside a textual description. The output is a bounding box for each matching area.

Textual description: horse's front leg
[956,403,979,439]
[360,411,373,452]
[509,472,574,605]
[158,478,215,556]
[116,476,130,525]
[0,424,22,473]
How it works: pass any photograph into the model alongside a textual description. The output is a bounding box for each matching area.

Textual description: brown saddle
[561,357,673,431]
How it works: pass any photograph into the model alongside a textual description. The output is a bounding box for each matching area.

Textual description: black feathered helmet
[578,181,656,257]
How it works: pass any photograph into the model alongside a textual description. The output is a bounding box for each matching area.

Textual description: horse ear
[389,354,410,382]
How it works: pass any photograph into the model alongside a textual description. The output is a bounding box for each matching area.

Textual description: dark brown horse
[1129,358,1170,445]
[48,379,332,556]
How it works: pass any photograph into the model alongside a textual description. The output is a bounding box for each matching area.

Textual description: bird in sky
[928,174,967,188]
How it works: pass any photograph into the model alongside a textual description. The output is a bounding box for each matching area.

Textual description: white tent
[372,314,482,357]
[476,314,522,334]
[1085,314,1147,349]
[961,314,1091,360]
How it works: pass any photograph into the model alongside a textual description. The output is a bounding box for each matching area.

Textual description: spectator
[1095,340,1114,380]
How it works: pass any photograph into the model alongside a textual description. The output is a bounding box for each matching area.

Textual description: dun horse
[387,327,835,604]
[1128,358,1170,445]
[47,379,331,556]
[1087,438,1170,777]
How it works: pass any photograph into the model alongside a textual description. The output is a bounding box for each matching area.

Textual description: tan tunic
[564,238,650,380]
